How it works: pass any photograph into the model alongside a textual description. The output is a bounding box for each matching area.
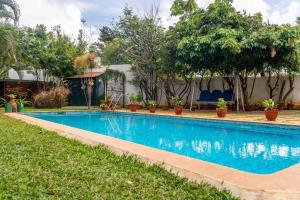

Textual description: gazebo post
[236,76,239,112]
[190,78,196,111]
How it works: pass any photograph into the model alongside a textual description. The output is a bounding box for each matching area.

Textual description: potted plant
[172,96,183,115]
[128,93,143,112]
[7,94,17,112]
[17,98,27,112]
[1,98,12,113]
[262,99,278,121]
[105,94,112,105]
[246,98,254,112]
[148,100,157,113]
[216,98,227,118]
[110,101,118,110]
[100,103,110,110]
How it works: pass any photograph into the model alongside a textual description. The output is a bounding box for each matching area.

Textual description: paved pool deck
[116,109,300,126]
[5,110,300,200]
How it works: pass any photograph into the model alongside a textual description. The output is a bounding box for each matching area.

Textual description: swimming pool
[25,111,300,174]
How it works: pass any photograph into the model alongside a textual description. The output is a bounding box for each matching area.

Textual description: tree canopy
[100,0,300,105]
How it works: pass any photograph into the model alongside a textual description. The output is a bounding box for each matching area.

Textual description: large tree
[100,7,164,102]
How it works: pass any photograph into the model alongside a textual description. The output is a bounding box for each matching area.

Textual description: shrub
[262,99,277,110]
[128,93,143,104]
[216,98,227,109]
[172,96,182,106]
[148,100,157,106]
[33,86,70,108]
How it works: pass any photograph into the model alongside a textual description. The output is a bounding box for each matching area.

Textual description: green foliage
[262,99,277,110]
[148,100,157,106]
[15,25,78,80]
[77,29,88,55]
[99,26,120,43]
[172,96,182,106]
[0,23,17,79]
[100,103,108,108]
[100,7,164,101]
[128,93,143,104]
[216,98,227,109]
[101,38,128,65]
[171,0,197,17]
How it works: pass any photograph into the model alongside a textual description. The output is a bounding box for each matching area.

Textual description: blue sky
[16,0,300,40]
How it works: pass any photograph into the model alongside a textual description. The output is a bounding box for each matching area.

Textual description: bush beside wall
[33,86,70,108]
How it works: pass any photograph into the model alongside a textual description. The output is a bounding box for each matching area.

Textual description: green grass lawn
[0,110,238,199]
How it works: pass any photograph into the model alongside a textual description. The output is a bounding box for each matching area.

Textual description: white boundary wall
[105,65,300,104]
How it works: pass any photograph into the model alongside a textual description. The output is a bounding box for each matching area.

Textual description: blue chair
[197,90,212,102]
[223,90,234,102]
[211,90,223,102]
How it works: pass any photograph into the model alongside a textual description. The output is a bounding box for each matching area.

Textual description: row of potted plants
[1,94,27,113]
[146,97,184,115]
[245,98,293,111]
[127,94,184,115]
[216,98,279,121]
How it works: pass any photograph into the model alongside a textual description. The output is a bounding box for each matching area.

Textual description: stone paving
[116,109,300,126]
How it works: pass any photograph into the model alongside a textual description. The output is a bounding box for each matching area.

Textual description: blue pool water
[25,111,300,174]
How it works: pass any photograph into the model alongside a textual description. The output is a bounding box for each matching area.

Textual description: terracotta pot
[101,106,110,111]
[149,106,156,113]
[129,104,138,112]
[174,106,183,115]
[265,109,279,121]
[162,105,169,111]
[216,108,227,118]
[111,105,118,110]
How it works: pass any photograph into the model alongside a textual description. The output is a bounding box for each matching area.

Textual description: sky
[16,0,300,41]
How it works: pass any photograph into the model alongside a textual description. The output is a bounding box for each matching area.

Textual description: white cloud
[16,0,299,40]
[16,0,83,40]
[268,1,300,25]
[159,0,298,26]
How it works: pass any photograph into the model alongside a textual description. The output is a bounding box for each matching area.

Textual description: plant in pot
[148,100,157,113]
[110,101,118,110]
[216,98,227,118]
[172,96,183,115]
[262,99,278,121]
[7,94,17,112]
[100,102,110,110]
[128,93,143,112]
[0,98,12,113]
[105,95,112,105]
[17,98,29,112]
[246,98,254,112]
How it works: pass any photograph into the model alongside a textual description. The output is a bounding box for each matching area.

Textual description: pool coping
[113,109,300,127]
[5,112,300,200]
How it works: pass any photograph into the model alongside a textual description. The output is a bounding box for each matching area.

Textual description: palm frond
[0,0,20,25]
